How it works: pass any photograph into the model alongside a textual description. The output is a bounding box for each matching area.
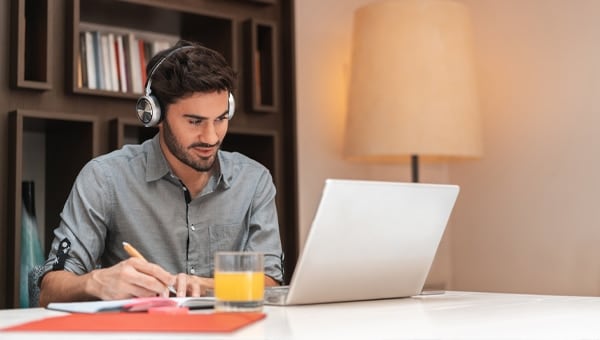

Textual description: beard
[162,119,220,172]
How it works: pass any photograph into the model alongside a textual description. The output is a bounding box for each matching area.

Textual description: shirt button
[191,225,196,231]
[190,268,196,274]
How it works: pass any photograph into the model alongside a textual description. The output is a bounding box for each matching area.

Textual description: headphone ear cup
[228,92,236,120]
[136,95,162,127]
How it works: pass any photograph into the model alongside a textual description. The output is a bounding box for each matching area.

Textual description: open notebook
[47,296,214,313]
[265,179,459,305]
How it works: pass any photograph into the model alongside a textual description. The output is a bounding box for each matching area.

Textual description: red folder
[3,312,265,333]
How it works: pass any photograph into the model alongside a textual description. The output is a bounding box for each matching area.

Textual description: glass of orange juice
[214,252,264,312]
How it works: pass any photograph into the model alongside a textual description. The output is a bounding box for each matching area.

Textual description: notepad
[47,296,214,313]
[3,312,265,333]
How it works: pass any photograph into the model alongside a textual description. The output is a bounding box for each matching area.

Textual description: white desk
[2,291,600,339]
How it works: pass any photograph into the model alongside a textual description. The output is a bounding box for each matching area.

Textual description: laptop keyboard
[264,285,290,305]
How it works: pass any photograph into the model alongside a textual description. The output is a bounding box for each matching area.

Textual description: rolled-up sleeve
[41,160,112,278]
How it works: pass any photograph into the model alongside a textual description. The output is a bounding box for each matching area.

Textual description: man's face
[160,91,230,172]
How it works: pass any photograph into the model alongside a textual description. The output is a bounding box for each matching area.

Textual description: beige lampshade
[344,0,482,162]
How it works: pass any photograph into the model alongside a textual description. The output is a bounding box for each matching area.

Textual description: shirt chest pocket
[208,223,246,262]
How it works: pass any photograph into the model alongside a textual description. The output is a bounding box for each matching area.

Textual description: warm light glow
[344,0,483,162]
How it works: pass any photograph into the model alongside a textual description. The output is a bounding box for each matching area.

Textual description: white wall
[295,0,600,295]
[295,0,453,289]
[449,0,600,296]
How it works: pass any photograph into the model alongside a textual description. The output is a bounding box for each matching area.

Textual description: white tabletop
[2,291,600,339]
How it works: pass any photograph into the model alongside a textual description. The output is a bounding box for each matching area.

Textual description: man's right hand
[39,258,176,306]
[87,257,176,300]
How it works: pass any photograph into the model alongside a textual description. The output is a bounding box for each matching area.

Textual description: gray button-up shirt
[42,135,283,283]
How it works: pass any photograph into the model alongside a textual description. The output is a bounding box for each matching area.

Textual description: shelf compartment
[244,19,279,113]
[69,0,235,98]
[10,0,53,90]
[109,117,158,150]
[223,128,280,183]
[7,110,99,307]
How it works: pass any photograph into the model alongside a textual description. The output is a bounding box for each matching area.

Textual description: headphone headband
[143,46,194,97]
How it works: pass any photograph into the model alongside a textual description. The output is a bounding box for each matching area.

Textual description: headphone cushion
[136,95,162,127]
[228,92,236,120]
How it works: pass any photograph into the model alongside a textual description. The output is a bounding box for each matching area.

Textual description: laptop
[265,179,459,305]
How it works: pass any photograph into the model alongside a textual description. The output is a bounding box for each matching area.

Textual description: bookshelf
[1,0,297,308]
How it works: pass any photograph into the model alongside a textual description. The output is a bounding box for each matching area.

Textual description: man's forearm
[39,270,96,307]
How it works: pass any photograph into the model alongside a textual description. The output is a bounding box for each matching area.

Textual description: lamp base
[411,155,419,183]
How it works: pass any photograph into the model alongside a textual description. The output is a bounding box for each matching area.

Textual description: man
[39,41,283,306]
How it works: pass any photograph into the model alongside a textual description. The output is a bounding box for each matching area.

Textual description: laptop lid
[284,179,459,305]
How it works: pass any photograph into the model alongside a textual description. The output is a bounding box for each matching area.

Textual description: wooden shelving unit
[0,0,297,308]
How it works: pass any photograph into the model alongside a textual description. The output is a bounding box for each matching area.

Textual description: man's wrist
[85,269,102,299]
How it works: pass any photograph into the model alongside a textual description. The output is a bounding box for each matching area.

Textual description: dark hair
[146,40,237,113]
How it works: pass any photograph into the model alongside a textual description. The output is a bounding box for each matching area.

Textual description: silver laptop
[265,179,459,305]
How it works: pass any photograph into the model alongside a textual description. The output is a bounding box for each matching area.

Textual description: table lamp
[344,0,483,182]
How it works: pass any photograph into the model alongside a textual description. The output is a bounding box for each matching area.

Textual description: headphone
[136,45,236,127]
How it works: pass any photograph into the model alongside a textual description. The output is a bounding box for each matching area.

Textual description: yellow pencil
[122,241,176,295]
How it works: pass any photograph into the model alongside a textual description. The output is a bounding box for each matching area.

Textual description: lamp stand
[411,154,419,183]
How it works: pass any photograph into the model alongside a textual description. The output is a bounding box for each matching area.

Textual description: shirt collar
[215,150,232,190]
[145,134,170,182]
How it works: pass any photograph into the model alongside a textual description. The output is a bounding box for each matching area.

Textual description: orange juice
[214,271,264,301]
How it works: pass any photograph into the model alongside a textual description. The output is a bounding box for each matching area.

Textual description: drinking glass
[214,252,264,312]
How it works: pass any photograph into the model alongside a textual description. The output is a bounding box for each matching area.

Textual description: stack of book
[77,31,174,94]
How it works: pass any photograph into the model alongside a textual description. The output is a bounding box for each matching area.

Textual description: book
[107,33,119,92]
[84,31,97,89]
[254,49,262,104]
[78,32,87,88]
[115,34,127,92]
[93,31,105,90]
[126,33,143,94]
[47,296,214,313]
[138,38,147,86]
[100,34,113,91]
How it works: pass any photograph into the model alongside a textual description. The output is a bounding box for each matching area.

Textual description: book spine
[127,34,142,94]
[107,33,119,92]
[85,31,97,89]
[138,38,147,87]
[93,31,105,90]
[100,34,112,91]
[78,32,87,88]
[116,34,128,93]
